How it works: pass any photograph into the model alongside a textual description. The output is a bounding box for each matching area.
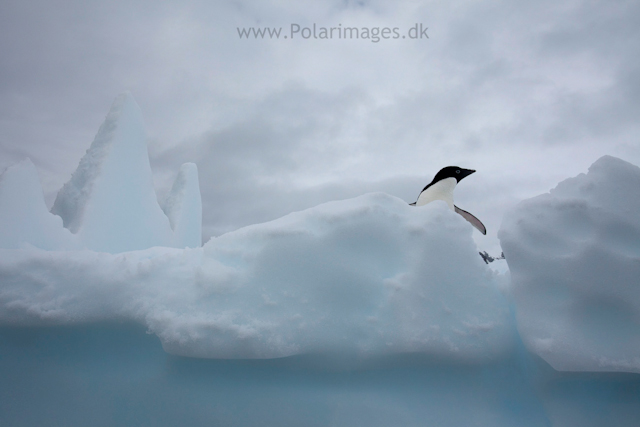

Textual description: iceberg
[500,155,640,374]
[0,194,514,360]
[1,93,639,426]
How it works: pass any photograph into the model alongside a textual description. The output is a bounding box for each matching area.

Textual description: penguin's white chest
[415,177,457,210]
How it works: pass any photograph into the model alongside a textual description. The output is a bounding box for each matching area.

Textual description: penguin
[410,166,487,235]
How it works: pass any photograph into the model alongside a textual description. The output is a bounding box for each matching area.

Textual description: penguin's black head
[433,166,475,183]
[417,166,476,194]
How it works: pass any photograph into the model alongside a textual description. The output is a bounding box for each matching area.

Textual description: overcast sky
[1,0,639,253]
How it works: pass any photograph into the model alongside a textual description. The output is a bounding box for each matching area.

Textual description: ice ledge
[0,193,514,361]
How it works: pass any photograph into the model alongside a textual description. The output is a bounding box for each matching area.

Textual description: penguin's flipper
[454,205,487,235]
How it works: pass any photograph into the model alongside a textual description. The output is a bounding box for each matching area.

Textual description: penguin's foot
[479,251,505,264]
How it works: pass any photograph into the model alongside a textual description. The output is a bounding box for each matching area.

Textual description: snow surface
[0,194,514,360]
[500,155,640,374]
[1,93,639,425]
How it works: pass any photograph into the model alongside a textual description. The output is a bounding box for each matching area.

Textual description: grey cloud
[531,1,640,142]
[151,85,376,238]
[1,0,639,253]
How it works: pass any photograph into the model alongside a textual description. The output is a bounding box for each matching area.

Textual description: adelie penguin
[410,166,487,235]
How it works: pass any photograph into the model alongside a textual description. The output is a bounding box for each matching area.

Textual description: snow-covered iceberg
[2,93,640,426]
[0,193,513,360]
[500,155,640,374]
[1,91,513,359]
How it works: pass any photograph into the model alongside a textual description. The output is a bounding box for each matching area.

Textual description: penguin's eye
[456,170,460,174]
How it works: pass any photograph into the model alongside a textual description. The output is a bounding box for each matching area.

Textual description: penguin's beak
[459,168,476,180]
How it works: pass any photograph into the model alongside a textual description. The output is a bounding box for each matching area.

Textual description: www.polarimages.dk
[237,24,429,42]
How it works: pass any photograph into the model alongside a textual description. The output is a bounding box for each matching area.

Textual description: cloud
[1,0,639,255]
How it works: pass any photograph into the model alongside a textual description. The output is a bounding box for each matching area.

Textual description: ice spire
[51,92,172,253]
